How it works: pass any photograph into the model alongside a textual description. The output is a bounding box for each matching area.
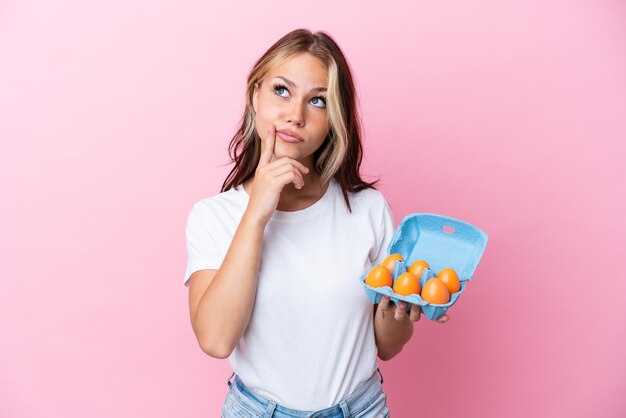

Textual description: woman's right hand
[245,124,310,225]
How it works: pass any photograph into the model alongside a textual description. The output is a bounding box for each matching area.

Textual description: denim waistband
[226,367,384,417]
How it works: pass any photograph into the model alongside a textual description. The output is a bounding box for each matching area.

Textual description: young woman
[184,28,448,418]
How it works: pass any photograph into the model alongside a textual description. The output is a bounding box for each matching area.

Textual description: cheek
[314,115,330,137]
[256,98,283,121]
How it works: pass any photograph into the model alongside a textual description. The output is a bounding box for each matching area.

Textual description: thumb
[259,124,276,167]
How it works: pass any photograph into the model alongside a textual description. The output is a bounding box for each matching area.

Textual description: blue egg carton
[360,213,488,320]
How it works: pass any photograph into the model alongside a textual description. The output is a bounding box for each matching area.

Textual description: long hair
[220,28,380,213]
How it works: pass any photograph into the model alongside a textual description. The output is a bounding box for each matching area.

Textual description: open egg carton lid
[361,212,489,320]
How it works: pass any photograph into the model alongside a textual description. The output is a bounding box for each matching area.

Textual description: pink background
[1,0,625,417]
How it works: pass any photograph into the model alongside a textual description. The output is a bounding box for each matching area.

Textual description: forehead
[266,53,328,86]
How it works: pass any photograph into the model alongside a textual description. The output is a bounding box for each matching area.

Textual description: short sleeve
[183,203,223,288]
[369,197,396,267]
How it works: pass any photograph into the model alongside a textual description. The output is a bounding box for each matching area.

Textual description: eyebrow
[273,76,327,93]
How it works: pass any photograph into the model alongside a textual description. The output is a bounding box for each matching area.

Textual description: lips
[276,129,304,142]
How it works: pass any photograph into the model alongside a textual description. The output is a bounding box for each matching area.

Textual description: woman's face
[252,53,330,168]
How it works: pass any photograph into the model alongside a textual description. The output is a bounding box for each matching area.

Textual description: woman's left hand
[378,295,449,323]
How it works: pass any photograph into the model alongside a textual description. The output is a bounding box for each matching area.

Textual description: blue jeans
[221,367,390,417]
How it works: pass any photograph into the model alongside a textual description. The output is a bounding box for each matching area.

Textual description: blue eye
[311,96,327,108]
[272,83,327,109]
[274,83,289,97]
[274,84,289,97]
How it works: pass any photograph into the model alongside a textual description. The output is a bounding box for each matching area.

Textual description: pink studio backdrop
[1,1,625,417]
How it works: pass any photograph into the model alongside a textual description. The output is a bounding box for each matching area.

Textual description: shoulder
[346,184,389,212]
[187,186,245,223]
[193,185,245,210]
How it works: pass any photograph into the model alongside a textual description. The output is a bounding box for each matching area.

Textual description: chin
[274,142,300,154]
[276,148,309,162]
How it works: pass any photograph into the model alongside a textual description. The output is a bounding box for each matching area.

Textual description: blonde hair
[221,28,379,212]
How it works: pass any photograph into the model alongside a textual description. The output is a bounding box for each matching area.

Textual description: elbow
[197,334,234,359]
[376,344,404,362]
[377,351,394,362]
[192,321,235,359]
[199,340,232,359]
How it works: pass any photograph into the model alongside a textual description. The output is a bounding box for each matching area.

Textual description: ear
[252,82,260,114]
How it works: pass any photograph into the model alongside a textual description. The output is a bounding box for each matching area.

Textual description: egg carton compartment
[360,262,467,320]
[360,212,488,320]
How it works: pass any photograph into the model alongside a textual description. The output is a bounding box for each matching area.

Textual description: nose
[286,100,305,127]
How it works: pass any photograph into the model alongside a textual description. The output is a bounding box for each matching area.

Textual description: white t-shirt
[184,177,395,410]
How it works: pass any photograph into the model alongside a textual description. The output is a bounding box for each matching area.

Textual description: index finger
[259,124,276,167]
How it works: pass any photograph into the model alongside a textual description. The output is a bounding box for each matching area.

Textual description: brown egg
[393,272,420,296]
[381,253,404,273]
[437,267,460,294]
[407,259,430,279]
[365,266,393,288]
[421,277,450,304]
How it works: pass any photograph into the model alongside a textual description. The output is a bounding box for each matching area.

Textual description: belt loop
[376,366,384,384]
[339,400,350,417]
[264,400,277,417]
[227,371,235,388]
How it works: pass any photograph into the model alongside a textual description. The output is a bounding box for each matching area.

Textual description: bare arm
[188,210,266,359]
